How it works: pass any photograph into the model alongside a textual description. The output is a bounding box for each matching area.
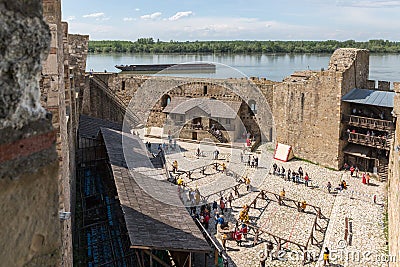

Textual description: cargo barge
[115,63,216,72]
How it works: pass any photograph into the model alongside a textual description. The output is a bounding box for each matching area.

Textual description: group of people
[343,163,372,185]
[213,193,235,215]
[326,180,347,193]
[241,154,259,168]
[188,188,201,205]
[352,108,386,120]
[346,128,388,146]
[214,212,249,249]
[272,163,311,186]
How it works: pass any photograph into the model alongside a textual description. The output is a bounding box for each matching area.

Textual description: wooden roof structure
[100,127,210,253]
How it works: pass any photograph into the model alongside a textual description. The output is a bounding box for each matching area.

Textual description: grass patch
[294,157,339,171]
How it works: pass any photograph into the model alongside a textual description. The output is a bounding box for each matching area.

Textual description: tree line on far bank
[88,38,400,54]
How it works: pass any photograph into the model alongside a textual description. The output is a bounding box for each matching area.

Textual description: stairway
[207,129,228,143]
[377,159,389,182]
[150,154,164,169]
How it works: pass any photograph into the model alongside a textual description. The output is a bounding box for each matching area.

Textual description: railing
[90,75,142,128]
[347,132,391,150]
[208,129,228,143]
[347,115,394,131]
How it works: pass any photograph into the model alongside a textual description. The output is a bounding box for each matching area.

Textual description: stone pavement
[143,138,388,267]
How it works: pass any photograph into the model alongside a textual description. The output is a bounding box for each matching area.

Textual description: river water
[87,53,400,83]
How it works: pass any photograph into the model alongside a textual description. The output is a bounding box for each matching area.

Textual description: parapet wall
[88,74,276,141]
[0,0,60,265]
[388,82,400,267]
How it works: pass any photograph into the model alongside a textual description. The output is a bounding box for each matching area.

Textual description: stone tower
[273,48,369,169]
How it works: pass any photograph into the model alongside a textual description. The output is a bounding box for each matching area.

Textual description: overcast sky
[62,0,400,41]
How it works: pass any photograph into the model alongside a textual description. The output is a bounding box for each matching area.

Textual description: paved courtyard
[143,137,388,267]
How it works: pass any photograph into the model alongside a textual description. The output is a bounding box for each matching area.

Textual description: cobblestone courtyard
[146,138,388,267]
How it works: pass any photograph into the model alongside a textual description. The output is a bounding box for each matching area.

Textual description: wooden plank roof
[100,128,211,253]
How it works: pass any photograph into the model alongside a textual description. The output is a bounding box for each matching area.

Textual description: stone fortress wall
[274,49,370,169]
[85,74,276,142]
[0,0,61,266]
[40,0,89,265]
[388,82,400,267]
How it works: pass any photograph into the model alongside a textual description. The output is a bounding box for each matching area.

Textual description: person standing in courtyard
[228,192,234,209]
[327,181,332,193]
[304,172,309,187]
[245,176,251,191]
[298,166,304,178]
[213,200,218,213]
[259,251,267,267]
[272,163,277,175]
[266,240,274,259]
[279,189,285,205]
[241,223,248,239]
[220,197,226,214]
[350,165,355,177]
[172,160,178,173]
[366,173,370,185]
[323,247,330,266]
[195,188,201,205]
[204,213,210,230]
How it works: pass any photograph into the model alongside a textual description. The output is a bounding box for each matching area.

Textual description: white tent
[274,143,294,162]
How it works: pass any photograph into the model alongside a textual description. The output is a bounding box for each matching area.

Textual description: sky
[62,0,400,41]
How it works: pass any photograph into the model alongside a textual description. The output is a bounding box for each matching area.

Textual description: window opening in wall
[161,95,171,108]
[249,100,257,114]
[121,80,125,90]
[203,85,208,95]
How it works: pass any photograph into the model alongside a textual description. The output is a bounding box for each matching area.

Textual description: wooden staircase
[207,129,228,143]
[378,158,389,182]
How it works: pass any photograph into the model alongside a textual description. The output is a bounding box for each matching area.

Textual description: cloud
[135,8,140,11]
[66,16,76,21]
[337,0,400,8]
[123,17,135,21]
[140,12,162,20]
[82,12,105,18]
[168,11,193,21]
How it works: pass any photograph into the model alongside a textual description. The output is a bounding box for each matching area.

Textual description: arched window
[249,100,257,114]
[161,95,171,108]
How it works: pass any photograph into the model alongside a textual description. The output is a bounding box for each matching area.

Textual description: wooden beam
[143,250,170,267]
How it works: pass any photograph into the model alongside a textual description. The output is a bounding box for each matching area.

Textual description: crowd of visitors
[271,163,311,186]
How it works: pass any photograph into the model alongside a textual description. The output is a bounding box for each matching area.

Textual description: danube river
[87,53,400,83]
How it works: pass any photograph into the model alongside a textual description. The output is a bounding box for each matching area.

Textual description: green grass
[295,157,339,171]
